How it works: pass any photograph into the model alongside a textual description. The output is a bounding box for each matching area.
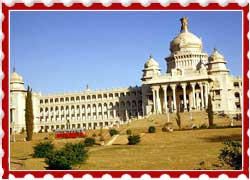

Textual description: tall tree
[207,94,214,127]
[175,107,181,130]
[25,86,34,141]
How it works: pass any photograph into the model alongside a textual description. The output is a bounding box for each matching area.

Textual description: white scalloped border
[1,1,249,179]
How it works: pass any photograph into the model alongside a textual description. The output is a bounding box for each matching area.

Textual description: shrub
[162,127,167,132]
[148,126,156,133]
[219,140,242,170]
[126,129,132,135]
[33,141,54,158]
[84,137,96,147]
[45,142,88,170]
[109,129,119,137]
[46,150,72,170]
[63,142,88,165]
[92,133,96,137]
[128,135,140,145]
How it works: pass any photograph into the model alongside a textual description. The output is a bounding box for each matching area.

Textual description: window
[234,82,239,87]
[215,90,220,96]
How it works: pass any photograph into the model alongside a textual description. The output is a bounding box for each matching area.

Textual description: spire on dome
[86,84,90,91]
[180,17,189,32]
[13,65,16,72]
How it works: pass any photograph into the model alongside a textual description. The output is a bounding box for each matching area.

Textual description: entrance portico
[151,81,209,114]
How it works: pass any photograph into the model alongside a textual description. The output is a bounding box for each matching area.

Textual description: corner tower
[10,68,27,134]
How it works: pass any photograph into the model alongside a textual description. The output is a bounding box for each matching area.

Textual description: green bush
[109,129,119,137]
[219,140,242,170]
[63,142,88,165]
[128,135,140,145]
[126,129,132,135]
[84,137,96,147]
[46,150,72,170]
[148,126,156,133]
[45,142,88,170]
[92,133,96,137]
[33,141,54,158]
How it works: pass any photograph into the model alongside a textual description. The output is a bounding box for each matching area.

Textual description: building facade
[10,17,242,134]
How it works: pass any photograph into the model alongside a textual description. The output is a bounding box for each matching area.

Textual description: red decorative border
[2,3,249,179]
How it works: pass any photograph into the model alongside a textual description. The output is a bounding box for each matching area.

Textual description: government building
[10,17,242,134]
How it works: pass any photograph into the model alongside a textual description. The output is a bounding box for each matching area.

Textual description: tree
[219,140,242,170]
[207,94,214,127]
[33,141,54,158]
[175,108,181,130]
[25,86,34,141]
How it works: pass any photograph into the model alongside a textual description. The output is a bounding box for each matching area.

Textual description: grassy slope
[10,111,242,170]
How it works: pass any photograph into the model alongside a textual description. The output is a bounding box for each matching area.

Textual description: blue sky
[10,11,242,94]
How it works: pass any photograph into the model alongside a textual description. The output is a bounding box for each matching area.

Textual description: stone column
[170,84,177,111]
[181,83,187,111]
[161,85,168,114]
[155,86,161,114]
[151,87,157,114]
[191,83,196,109]
[199,83,205,109]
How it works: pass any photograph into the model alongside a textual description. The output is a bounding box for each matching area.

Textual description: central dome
[170,17,202,53]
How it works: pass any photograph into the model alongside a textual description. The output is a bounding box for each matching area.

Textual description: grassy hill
[10,111,242,170]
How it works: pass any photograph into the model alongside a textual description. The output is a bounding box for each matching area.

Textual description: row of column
[151,82,209,114]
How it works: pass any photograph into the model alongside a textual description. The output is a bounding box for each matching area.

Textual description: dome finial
[149,54,153,59]
[180,17,189,32]
[13,65,16,72]
[214,47,218,52]
[86,84,90,91]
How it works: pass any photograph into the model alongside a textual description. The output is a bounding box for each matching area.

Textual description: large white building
[10,17,242,134]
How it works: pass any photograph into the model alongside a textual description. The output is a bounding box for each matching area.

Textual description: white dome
[144,55,160,69]
[10,69,25,91]
[170,17,202,53]
[209,48,225,61]
[10,71,24,84]
[170,31,202,53]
